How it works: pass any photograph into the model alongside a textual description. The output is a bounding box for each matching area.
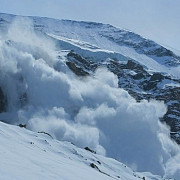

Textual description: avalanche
[0,15,180,179]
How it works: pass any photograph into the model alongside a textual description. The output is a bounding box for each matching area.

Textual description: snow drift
[0,17,180,179]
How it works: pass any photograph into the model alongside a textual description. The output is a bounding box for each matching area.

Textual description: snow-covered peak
[0,13,180,69]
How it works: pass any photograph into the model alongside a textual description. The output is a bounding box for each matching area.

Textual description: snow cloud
[0,18,180,179]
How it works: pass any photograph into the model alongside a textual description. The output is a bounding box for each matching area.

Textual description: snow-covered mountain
[0,13,180,179]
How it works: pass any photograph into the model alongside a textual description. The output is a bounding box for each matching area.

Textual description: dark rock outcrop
[0,87,7,113]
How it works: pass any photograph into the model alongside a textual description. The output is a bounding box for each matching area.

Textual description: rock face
[0,87,6,113]
[66,51,180,144]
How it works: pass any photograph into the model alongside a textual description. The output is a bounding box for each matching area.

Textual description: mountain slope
[0,13,180,179]
[1,13,177,143]
[0,13,180,71]
[0,121,164,180]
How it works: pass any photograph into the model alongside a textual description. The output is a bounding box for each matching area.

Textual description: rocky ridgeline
[94,23,180,67]
[66,51,180,144]
[1,13,180,67]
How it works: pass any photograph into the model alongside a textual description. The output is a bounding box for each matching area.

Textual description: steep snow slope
[0,13,180,78]
[0,121,163,180]
[49,33,180,78]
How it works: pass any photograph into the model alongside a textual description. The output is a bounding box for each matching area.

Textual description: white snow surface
[0,121,163,180]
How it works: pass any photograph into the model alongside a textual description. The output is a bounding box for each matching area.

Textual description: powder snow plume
[0,17,179,179]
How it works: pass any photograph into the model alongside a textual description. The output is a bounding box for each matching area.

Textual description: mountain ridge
[1,12,180,69]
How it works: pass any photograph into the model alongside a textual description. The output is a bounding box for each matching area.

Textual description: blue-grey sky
[0,0,180,52]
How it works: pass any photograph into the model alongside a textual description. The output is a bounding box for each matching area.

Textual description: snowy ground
[0,121,163,180]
